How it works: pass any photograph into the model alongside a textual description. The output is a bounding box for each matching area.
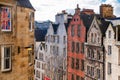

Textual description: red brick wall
[67,13,86,80]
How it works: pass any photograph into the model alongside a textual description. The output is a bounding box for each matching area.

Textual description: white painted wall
[35,42,46,80]
[104,24,120,80]
[45,22,67,80]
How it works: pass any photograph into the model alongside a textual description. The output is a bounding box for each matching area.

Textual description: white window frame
[1,45,11,72]
[1,7,12,32]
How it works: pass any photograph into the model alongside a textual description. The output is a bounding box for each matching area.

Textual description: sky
[30,0,120,21]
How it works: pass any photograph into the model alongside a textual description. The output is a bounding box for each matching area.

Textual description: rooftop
[17,0,35,10]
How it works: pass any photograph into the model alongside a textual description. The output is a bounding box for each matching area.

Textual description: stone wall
[0,1,34,80]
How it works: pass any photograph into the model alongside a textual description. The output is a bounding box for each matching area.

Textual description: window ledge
[29,63,33,66]
[1,69,11,72]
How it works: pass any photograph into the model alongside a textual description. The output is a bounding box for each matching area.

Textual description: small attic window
[108,30,111,38]
[74,19,76,21]
[40,46,42,50]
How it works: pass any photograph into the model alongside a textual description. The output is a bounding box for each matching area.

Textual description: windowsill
[29,63,33,66]
[1,30,12,32]
[29,30,33,32]
[1,68,11,72]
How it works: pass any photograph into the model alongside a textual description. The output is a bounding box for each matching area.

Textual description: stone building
[34,21,50,80]
[0,0,35,80]
[100,4,116,18]
[67,5,86,80]
[85,15,110,80]
[104,24,120,80]
[34,42,46,80]
[45,11,71,80]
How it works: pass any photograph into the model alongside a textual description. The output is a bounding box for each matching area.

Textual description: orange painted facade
[67,5,86,80]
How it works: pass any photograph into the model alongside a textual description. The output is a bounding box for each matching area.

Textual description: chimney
[75,4,80,15]
[62,10,66,14]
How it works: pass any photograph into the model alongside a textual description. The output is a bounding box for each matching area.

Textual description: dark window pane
[71,58,74,69]
[5,59,10,69]
[77,25,80,37]
[72,42,75,52]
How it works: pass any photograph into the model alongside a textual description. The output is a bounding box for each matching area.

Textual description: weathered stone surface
[0,1,34,80]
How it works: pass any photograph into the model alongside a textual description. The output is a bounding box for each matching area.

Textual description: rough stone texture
[0,0,34,80]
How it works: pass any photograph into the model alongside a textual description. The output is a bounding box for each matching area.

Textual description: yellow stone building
[0,0,35,80]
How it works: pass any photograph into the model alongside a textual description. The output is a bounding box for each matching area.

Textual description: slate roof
[81,14,110,36]
[64,18,72,32]
[98,19,110,36]
[80,14,94,32]
[35,29,47,41]
[52,24,59,34]
[17,0,35,10]
[35,21,51,29]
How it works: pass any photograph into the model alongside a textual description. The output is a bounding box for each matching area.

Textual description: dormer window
[108,30,111,38]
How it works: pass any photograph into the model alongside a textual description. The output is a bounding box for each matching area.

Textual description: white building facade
[104,24,120,80]
[45,11,71,80]
[45,22,67,80]
[34,42,46,80]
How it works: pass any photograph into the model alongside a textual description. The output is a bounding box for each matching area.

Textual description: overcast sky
[30,0,120,21]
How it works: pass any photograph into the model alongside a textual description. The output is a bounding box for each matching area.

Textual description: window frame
[108,62,112,75]
[76,42,80,53]
[71,25,74,37]
[28,50,33,65]
[72,41,75,53]
[29,12,34,32]
[108,30,111,38]
[1,7,12,32]
[71,58,74,69]
[1,45,11,72]
[108,45,112,55]
[77,25,80,37]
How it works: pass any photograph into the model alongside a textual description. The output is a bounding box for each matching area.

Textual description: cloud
[30,0,120,21]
